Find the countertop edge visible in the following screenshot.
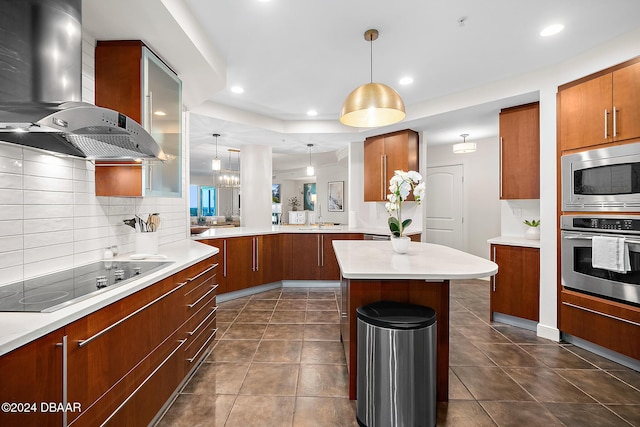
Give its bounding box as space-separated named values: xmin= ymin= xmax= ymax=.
xmin=191 ymin=225 xmax=421 ymax=239
xmin=487 ymin=236 xmax=541 ymax=248
xmin=0 ymin=240 xmax=218 ymax=356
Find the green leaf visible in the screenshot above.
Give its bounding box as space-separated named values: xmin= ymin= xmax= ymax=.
xmin=388 ymin=217 xmax=400 ymax=232
xmin=402 ymin=219 xmax=412 ymax=230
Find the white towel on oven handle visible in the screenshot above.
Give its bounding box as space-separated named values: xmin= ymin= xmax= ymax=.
xmin=591 ymin=236 xmax=630 ymax=273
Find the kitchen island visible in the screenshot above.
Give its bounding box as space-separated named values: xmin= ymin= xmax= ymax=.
xmin=333 ymin=240 xmax=498 ymax=402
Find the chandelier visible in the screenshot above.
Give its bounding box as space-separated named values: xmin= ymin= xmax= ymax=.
xmin=214 ymin=149 xmax=240 ymax=188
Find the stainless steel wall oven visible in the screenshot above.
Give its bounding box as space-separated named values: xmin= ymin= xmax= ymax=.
xmin=561 ymin=215 xmax=640 ymax=306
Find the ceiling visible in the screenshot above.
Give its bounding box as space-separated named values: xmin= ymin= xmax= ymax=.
xmin=83 ymin=0 xmax=640 ymax=175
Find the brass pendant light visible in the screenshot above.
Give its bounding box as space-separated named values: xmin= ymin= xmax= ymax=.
xmin=340 ymin=29 xmax=406 ymax=128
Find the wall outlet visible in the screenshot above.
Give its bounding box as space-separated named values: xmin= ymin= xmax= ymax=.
xmin=512 ymin=207 xmax=522 ymax=217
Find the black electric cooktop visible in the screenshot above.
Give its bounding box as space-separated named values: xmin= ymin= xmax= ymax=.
xmin=0 ymin=260 xmax=172 ymax=313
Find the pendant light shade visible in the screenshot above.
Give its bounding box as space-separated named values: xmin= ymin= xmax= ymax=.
xmin=453 ymin=133 xmax=476 ymax=154
xmin=212 ymin=133 xmax=221 ymax=170
xmin=306 ymin=143 xmax=315 ymax=176
xmin=340 ymin=29 xmax=405 ymax=128
xmin=340 ymin=82 xmax=406 ymax=127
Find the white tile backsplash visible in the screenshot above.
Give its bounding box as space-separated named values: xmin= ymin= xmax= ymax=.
xmin=0 ymin=236 xmax=23 ymax=253
xmin=23 ymin=160 xmax=74 ymax=180
xmin=0 ymin=205 xmax=23 ymax=221
xmin=0 ymin=220 xmax=24 ymax=236
xmin=0 ymin=172 xmax=23 ymax=189
xmin=0 ymin=189 xmax=23 ymax=204
xmin=24 ymin=230 xmax=75 ymax=249
xmin=24 ymin=190 xmax=75 ymax=205
xmin=23 ymin=204 xmax=74 ymax=220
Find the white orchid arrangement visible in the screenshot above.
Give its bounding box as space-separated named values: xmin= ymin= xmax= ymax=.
xmin=385 ymin=170 xmax=425 ymax=237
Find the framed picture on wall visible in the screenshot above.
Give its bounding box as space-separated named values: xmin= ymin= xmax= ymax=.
xmin=272 ymin=184 xmax=281 ymax=203
xmin=328 ymin=181 xmax=344 ymax=212
xmin=303 ymin=183 xmax=316 ymax=211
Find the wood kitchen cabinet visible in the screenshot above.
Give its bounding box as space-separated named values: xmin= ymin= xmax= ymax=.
xmin=201 ymin=235 xmax=281 ymax=293
xmin=0 ymin=328 xmax=65 ymax=427
xmin=95 ymin=40 xmax=182 ymax=197
xmin=559 ymin=58 xmax=640 ymax=152
xmin=364 ymin=129 xmax=419 ymax=202
xmin=560 ymin=289 xmax=640 ymax=361
xmin=283 ymin=233 xmax=361 ymax=280
xmin=490 ymin=244 xmax=540 ymax=322
xmin=499 ymin=102 xmax=540 ymax=200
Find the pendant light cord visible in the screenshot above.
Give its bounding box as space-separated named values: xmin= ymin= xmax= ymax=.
xmin=369 ymin=34 xmax=373 ymax=83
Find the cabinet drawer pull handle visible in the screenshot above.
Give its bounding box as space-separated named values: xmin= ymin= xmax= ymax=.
xmin=100 ymin=338 xmax=187 ymax=427
xmin=78 ymin=282 xmax=187 ymax=347
xmin=492 ymin=246 xmax=497 ymax=292
xmin=187 ymin=285 xmax=218 ymax=309
xmin=613 ymin=107 xmax=618 ymax=137
xmin=188 ymin=263 xmax=218 ymax=282
xmin=56 ymin=336 xmax=69 ymax=427
xmin=223 ymin=240 xmax=227 ymax=277
xmin=187 ymin=306 xmax=218 ymax=335
xmin=499 ymin=137 xmax=503 ymax=198
xmin=562 ymin=302 xmax=640 ymax=327
xmin=604 ymin=109 xmax=609 ymax=139
xmin=187 ymin=328 xmax=218 ymax=363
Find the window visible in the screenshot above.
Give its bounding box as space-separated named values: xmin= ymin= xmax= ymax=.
xmin=201 ymin=186 xmax=216 ymax=216
xmin=189 ymin=185 xmax=198 ymax=216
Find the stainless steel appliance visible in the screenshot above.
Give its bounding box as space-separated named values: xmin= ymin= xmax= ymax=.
xmin=561 ymin=142 xmax=640 ymax=211
xmin=0 ymin=260 xmax=172 ymax=312
xmin=561 ymin=215 xmax=640 ymax=305
xmin=0 ymin=0 xmax=166 ymax=160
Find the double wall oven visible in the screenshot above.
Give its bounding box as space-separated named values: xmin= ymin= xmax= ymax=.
xmin=561 ymin=142 xmax=640 ymax=307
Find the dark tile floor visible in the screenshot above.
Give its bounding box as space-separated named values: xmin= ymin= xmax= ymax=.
xmin=157 ymin=280 xmax=640 ymax=427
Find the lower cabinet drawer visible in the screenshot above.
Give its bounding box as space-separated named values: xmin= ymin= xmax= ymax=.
xmin=101 ymin=330 xmax=187 ymax=427
xmin=70 ymin=329 xmax=186 ymax=426
xmin=184 ymin=313 xmax=217 ymax=370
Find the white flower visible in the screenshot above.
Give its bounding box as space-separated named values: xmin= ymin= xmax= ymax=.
xmin=398 ymin=181 xmax=411 ymax=199
xmin=407 ymin=171 xmax=422 ymax=183
xmin=387 ymin=193 xmax=397 ymax=203
xmin=414 ymin=182 xmax=426 ymax=202
xmin=385 ymin=202 xmax=397 ymax=212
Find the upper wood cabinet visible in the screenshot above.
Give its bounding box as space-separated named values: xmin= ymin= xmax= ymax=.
xmin=364 ymin=129 xmax=419 ymax=202
xmin=499 ymin=102 xmax=540 ymax=200
xmin=94 ymin=40 xmax=182 ymax=197
xmin=559 ymin=58 xmax=640 ymax=152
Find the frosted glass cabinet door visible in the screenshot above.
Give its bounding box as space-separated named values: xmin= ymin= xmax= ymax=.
xmin=142 ymin=47 xmax=182 ymax=197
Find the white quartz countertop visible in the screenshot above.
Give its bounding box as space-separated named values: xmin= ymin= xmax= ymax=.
xmin=0 ymin=239 xmax=217 ymax=356
xmin=487 ymin=236 xmax=541 ymax=248
xmin=333 ymin=240 xmax=498 ymax=280
xmin=191 ymin=225 xmax=420 ymax=239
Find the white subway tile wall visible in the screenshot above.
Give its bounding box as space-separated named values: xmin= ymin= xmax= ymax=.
xmin=0 ymin=32 xmax=189 ymax=285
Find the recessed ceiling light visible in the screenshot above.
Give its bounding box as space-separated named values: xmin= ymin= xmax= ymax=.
xmin=399 ymin=76 xmax=414 ymax=85
xmin=230 ymin=86 xmax=244 ymax=94
xmin=540 ymin=24 xmax=564 ymax=37
xmin=153 ymin=110 xmax=166 ymax=116
xmin=307 ymin=110 xmax=318 ymax=117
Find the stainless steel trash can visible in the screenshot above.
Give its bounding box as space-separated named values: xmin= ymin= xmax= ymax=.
xmin=356 ymin=301 xmax=437 ymax=427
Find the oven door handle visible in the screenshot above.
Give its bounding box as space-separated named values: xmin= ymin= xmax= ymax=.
xmin=563 ymin=235 xmax=640 ymax=245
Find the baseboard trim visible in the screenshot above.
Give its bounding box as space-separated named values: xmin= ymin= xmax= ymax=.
xmin=562 ymin=333 xmax=640 ymax=372
xmin=492 ymin=312 xmax=537 ymax=332
xmin=537 ymin=323 xmax=561 ymax=342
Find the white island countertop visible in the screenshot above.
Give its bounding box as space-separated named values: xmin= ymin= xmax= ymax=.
xmin=333 ymin=240 xmax=498 ymax=280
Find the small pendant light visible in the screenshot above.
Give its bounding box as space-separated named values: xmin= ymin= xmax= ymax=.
xmin=212 ymin=133 xmax=221 ymax=170
xmin=306 ymin=143 xmax=315 ymax=176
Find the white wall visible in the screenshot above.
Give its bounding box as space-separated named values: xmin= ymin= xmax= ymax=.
xmin=426 ymin=137 xmax=501 ymax=259
xmin=240 ymin=145 xmax=272 ymax=227
xmin=0 ymin=32 xmax=189 ymax=286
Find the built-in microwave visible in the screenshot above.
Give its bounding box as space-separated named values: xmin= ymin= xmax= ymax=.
xmin=562 ymin=142 xmax=640 ymax=212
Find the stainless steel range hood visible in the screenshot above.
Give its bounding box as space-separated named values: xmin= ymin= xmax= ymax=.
xmin=0 ymin=0 xmax=166 ymax=160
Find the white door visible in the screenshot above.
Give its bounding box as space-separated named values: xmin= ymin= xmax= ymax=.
xmin=425 ymin=165 xmax=464 ymax=250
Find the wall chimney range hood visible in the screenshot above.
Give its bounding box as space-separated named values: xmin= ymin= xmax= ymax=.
xmin=0 ymin=0 xmax=166 ymax=160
